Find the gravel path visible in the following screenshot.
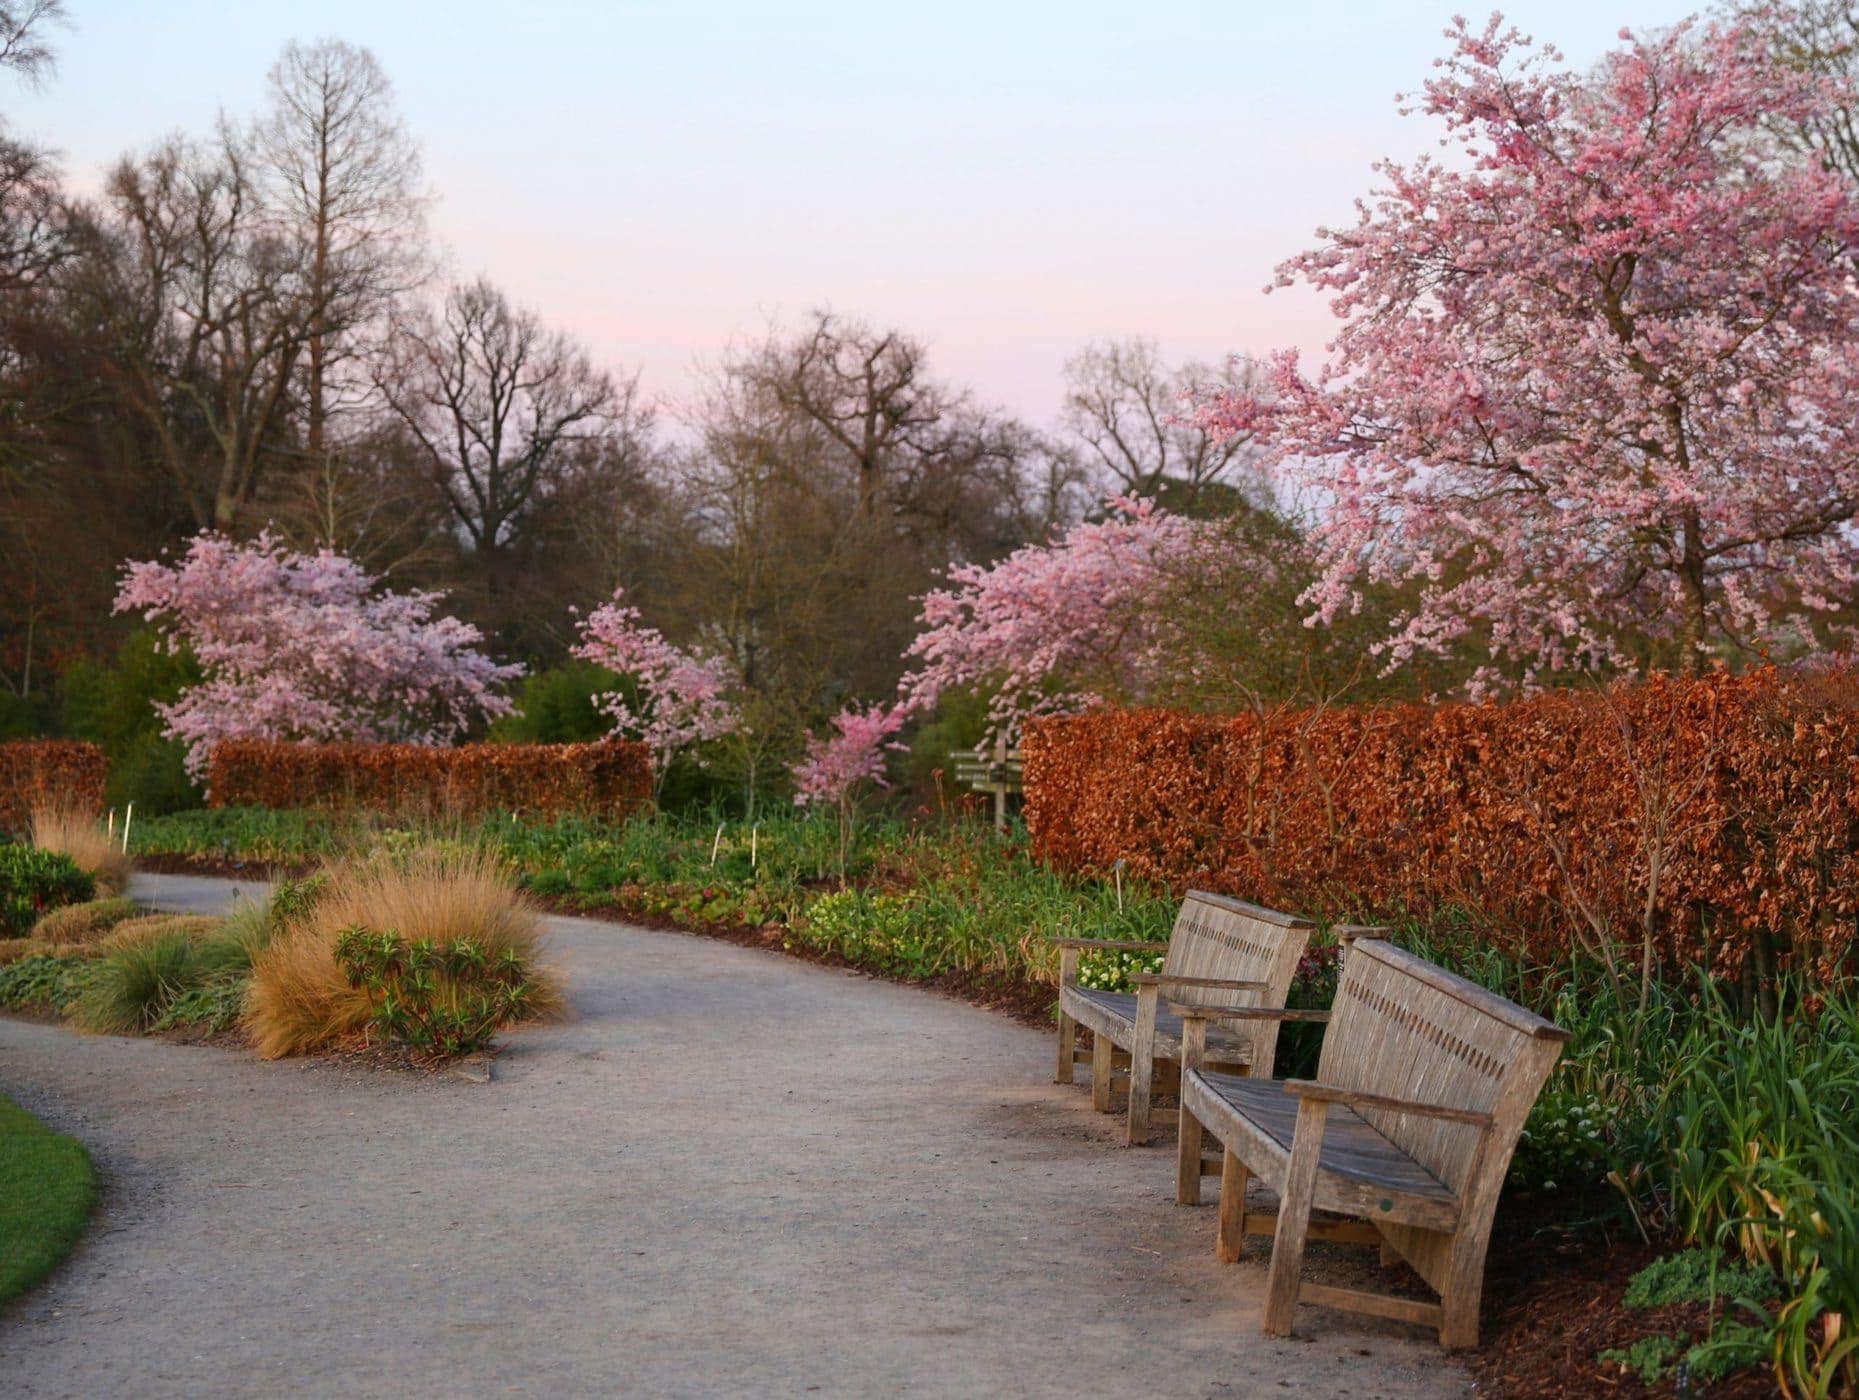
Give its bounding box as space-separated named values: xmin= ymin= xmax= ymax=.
xmin=0 ymin=873 xmax=1469 ymax=1398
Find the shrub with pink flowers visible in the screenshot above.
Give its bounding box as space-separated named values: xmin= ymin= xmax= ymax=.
xmin=792 ymin=702 xmax=908 ymax=875
xmin=115 ymin=533 xmax=521 ymax=781
xmin=572 ymin=587 xmax=739 ymax=787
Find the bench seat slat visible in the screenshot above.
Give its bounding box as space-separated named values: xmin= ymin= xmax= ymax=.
xmin=1183 ymin=1070 xmax=1461 ymax=1232
xmin=1062 ymin=986 xmax=1258 ymax=1066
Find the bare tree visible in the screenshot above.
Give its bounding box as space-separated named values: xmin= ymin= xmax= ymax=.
xmin=1059 ymin=336 xmax=1269 ymax=512
xmin=83 ymin=130 xmax=313 ymax=529
xmin=0 ymin=0 xmax=66 ymax=86
xmin=376 ymin=276 xmax=619 ymax=554
xmin=257 ymin=37 xmax=427 ymax=479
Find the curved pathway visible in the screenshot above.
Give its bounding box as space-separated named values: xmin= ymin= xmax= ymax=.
xmin=0 ymin=874 xmax=1468 ymax=1398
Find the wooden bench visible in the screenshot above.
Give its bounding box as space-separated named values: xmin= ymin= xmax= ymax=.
xmin=1051 ymin=892 xmax=1315 ymax=1146
xmin=1172 ymin=937 xmax=1570 ymax=1348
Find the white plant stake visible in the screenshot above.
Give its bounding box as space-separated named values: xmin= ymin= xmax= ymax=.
xmin=121 ymin=802 xmax=134 ymax=855
xmin=1113 ymin=858 xmax=1126 ymax=914
xmin=107 ymin=809 xmax=115 ymax=839
xmin=751 ymin=824 xmax=759 ymax=868
xmin=711 ymin=822 xmax=725 ymax=865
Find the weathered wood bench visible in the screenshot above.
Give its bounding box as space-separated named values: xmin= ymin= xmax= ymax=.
xmin=1051 ymin=892 xmax=1315 ymax=1146
xmin=1172 ymin=937 xmax=1570 ymax=1348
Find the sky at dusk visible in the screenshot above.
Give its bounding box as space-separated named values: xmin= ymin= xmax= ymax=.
xmin=10 ymin=1 xmax=1703 ymax=423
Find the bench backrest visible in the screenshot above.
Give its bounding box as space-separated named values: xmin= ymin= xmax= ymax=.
xmin=1162 ymin=892 xmax=1312 ymax=1016
xmin=1318 ymin=939 xmax=1569 ymax=1203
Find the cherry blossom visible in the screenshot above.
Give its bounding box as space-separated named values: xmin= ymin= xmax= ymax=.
xmin=572 ymin=586 xmax=738 ymax=780
xmin=1197 ymin=15 xmax=1859 ymax=690
xmin=791 ymin=702 xmax=909 ymax=807
xmin=899 ymin=496 xmax=1216 ymax=739
xmin=116 ymin=532 xmax=520 ymax=779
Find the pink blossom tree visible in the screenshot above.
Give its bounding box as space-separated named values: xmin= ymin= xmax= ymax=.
xmin=572 ymin=586 xmax=738 ymax=788
xmin=898 ymin=496 xmax=1217 ymax=740
xmin=791 ymin=701 xmax=908 ymax=875
xmin=1197 ymin=15 xmax=1859 ymax=689
xmin=116 ymin=532 xmax=521 ymax=779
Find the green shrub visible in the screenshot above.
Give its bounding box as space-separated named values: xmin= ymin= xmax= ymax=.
xmin=0 ymin=846 xmax=93 ymax=937
xmin=58 ymin=628 xmax=201 ymax=815
xmin=488 ymin=661 xmax=625 ymax=744
xmin=334 ymin=925 xmax=534 ymax=1059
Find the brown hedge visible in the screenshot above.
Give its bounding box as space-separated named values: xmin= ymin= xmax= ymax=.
xmin=0 ymin=740 xmax=109 ymax=835
xmin=208 ymin=739 xmax=653 ymax=821
xmin=1023 ymin=669 xmax=1859 ymax=983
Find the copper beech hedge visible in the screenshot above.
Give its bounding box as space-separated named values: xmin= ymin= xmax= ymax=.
xmin=0 ymin=740 xmax=109 ymax=835
xmin=1023 ymin=669 xmax=1859 ymax=983
xmin=208 ymin=739 xmax=653 ymax=821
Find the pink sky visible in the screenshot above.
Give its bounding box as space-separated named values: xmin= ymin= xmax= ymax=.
xmin=15 ymin=1 xmax=1704 ymax=423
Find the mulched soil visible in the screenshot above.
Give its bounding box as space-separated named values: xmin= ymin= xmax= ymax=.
xmin=1469 ymin=1199 xmax=1782 ymax=1398
xmin=127 ymin=854 xmax=1781 ymax=1397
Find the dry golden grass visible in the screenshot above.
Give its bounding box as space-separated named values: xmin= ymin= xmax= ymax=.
xmin=29 ymin=804 xmax=131 ymax=897
xmin=100 ymin=914 xmax=223 ymax=954
xmin=0 ymin=937 xmax=55 ymax=966
xmin=30 ymin=898 xmax=141 ymax=947
xmin=243 ymin=844 xmax=562 ymax=1060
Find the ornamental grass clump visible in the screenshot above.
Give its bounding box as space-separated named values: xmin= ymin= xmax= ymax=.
xmin=29 ymin=803 xmax=130 ymax=897
xmin=29 ymin=897 xmax=139 ymax=946
xmin=243 ymin=845 xmax=560 ymax=1059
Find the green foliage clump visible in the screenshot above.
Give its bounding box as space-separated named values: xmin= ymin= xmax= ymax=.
xmin=1074 ymin=944 xmax=1164 ymax=992
xmin=1597 ymin=1333 xmax=1681 ymax=1385
xmin=0 ymin=846 xmax=93 ymax=937
xmin=487 ymin=661 xmax=624 ymax=744
xmin=0 ymin=953 xmax=94 ymax=1012
xmin=334 ymin=925 xmax=534 ymax=1059
xmin=58 ymin=628 xmax=202 ymax=815
xmin=1622 ymin=1248 xmax=1781 ymax=1309
xmin=0 ymin=1093 xmax=97 ymax=1303
xmin=795 ymin=891 xmax=938 ymax=976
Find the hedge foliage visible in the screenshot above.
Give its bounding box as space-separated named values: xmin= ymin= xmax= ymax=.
xmin=207 ymin=739 xmax=653 ymax=821
xmin=1023 ymin=669 xmax=1859 ymax=984
xmin=0 ymin=741 xmax=108 ymax=836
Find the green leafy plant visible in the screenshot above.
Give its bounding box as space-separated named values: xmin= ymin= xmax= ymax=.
xmin=1598 ymin=1333 xmax=1681 ymax=1385
xmin=0 ymin=952 xmax=94 ymax=1012
xmin=334 ymin=925 xmax=534 ymax=1059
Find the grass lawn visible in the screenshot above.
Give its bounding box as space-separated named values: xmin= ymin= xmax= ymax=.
xmin=0 ymin=1092 xmax=97 ymax=1304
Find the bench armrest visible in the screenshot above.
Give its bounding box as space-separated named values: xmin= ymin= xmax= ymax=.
xmin=1283 ymin=1079 xmax=1494 ymax=1128
xmin=1130 ymin=974 xmax=1268 ymax=991
xmin=1050 ymin=937 xmax=1164 ymax=953
xmin=1168 ymin=1003 xmax=1332 ymax=1023
xmin=1331 ymin=923 xmax=1390 ymax=942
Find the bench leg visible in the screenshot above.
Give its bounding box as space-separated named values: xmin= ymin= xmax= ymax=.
xmin=1216 ymin=1148 xmax=1249 ymax=1263
xmin=1175 ymin=1100 xmax=1205 ymax=1205
xmin=1091 ymin=1035 xmax=1113 ymax=1113
xmin=1438 ymin=1234 xmax=1486 ymax=1349
xmin=1126 ymin=989 xmax=1158 ymax=1146
xmin=1262 ymin=1099 xmax=1328 ymax=1337
xmin=1055 ymin=1009 xmax=1076 ymax=1084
